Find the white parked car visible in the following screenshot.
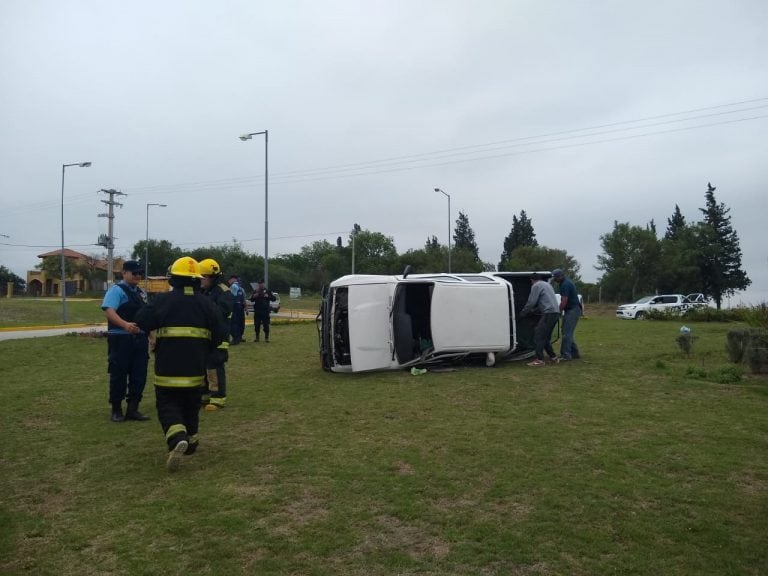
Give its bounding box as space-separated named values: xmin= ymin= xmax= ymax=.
xmin=317 ymin=270 xmax=558 ymax=373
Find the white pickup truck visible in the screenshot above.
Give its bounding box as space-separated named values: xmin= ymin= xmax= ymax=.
xmin=616 ymin=293 xmax=707 ymax=320
xmin=317 ymin=271 xmax=557 ymax=373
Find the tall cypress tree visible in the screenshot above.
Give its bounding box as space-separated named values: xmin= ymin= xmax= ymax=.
xmin=698 ymin=183 xmax=750 ymax=309
xmin=453 ymin=211 xmax=479 ymax=261
xmin=665 ymin=204 xmax=686 ymax=241
xmin=499 ymin=210 xmax=537 ymax=269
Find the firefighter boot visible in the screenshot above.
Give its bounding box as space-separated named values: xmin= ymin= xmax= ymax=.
xmin=110 ymin=401 xmax=125 ymax=423
xmin=125 ymin=400 xmax=150 ymax=421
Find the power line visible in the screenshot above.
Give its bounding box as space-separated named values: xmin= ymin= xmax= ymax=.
xmin=117 ymin=97 xmax=768 ymax=195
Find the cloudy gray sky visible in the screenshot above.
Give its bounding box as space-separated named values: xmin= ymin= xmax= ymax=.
xmin=1 ymin=0 xmax=766 ymax=304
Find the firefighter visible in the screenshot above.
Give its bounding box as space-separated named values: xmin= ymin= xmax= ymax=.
xmin=101 ymin=259 xmax=150 ymax=422
xmin=198 ymin=258 xmax=233 ymax=411
xmin=135 ymin=256 xmax=227 ymax=472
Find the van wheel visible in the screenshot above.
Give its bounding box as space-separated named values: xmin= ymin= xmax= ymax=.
xmin=635 ymin=311 xmax=646 ymax=320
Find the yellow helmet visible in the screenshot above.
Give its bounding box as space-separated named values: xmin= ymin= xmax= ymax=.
xmin=198 ymin=258 xmax=221 ymax=277
xmin=168 ymin=256 xmax=203 ymax=278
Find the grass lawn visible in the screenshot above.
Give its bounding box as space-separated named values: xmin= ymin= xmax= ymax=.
xmin=1 ymin=317 xmax=766 ymax=575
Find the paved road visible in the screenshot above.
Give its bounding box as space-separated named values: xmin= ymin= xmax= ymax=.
xmin=0 ymin=311 xmax=317 ymax=341
xmin=0 ymin=325 xmax=106 ymax=341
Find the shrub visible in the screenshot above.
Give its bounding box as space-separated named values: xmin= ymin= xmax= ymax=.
xmin=713 ymin=365 xmax=743 ymax=384
xmin=746 ymin=330 xmax=768 ymax=374
xmin=676 ymin=332 xmax=696 ymax=356
xmin=683 ymin=307 xmax=740 ymax=322
xmin=685 ymin=365 xmax=708 ymax=379
xmin=741 ymin=302 xmax=768 ymax=328
xmin=726 ymin=328 xmax=752 ymax=363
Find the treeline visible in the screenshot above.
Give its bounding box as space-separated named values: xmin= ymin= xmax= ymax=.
xmin=596 ymin=183 xmax=750 ymax=309
xmin=14 ymin=183 xmax=749 ymax=307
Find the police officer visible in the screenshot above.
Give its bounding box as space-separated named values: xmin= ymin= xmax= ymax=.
xmin=199 ymin=259 xmax=233 ymax=410
xmin=135 ymin=256 xmax=227 ymax=472
xmin=250 ymin=278 xmax=276 ymax=342
xmin=101 ymin=259 xmax=150 ymax=422
xmin=227 ymin=275 xmax=246 ymax=345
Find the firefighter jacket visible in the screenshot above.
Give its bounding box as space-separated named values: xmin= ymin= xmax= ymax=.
xmin=201 ymin=281 xmax=234 ymax=350
xmin=135 ymin=285 xmax=227 ymax=388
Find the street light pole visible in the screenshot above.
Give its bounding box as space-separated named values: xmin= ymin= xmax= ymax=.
xmin=434 ymin=188 xmax=451 ymax=273
xmin=239 ymin=130 xmax=269 ymax=287
xmin=61 ymin=161 xmax=91 ymax=324
xmin=145 ymin=203 xmax=167 ymax=290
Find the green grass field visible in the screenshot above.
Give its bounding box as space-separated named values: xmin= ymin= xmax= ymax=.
xmin=1 ymin=317 xmax=766 ymax=575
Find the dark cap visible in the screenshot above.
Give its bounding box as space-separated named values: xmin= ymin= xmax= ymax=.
xmin=228 ymin=274 xmax=239 ymax=280
xmin=123 ymin=260 xmax=143 ymax=273
xmin=552 ymin=268 xmax=565 ymax=279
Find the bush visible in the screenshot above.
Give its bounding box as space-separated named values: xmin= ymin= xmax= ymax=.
xmin=726 ymin=329 xmax=753 ymax=363
xmin=683 ymin=307 xmax=740 ymax=322
xmin=713 ymin=365 xmax=743 ymax=384
xmin=676 ymin=332 xmax=696 ymax=356
xmin=726 ymin=327 xmax=768 ymax=374
xmin=741 ymin=303 xmax=768 ymax=328
xmin=746 ymin=330 xmax=768 ymax=374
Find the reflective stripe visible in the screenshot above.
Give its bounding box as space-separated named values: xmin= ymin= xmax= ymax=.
xmin=156 ymin=326 xmax=211 ymax=339
xmin=217 ymin=341 xmax=229 ymax=350
xmin=209 ymin=396 xmax=226 ymax=407
xmin=165 ymin=424 xmax=187 ymax=441
xmin=155 ymin=375 xmax=205 ymax=387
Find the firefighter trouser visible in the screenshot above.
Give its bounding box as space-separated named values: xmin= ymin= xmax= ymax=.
xmin=204 ymin=348 xmax=228 ymax=407
xmin=155 ymin=385 xmax=202 ymax=450
xmin=107 ymin=333 xmax=149 ymax=404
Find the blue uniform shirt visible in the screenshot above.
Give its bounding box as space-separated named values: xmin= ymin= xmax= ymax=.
xmin=101 ymin=281 xmax=145 ymax=334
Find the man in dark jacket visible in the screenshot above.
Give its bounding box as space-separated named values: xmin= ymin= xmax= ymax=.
xmin=135 ymin=256 xmax=227 ymax=472
xmin=249 ymin=279 xmax=276 ymax=343
xmin=552 ymin=268 xmax=582 ymax=360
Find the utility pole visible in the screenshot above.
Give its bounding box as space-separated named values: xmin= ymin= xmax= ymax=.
xmin=97 ymin=189 xmax=126 ymax=289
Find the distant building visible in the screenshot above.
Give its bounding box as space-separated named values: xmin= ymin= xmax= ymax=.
xmin=26 ymin=249 xmax=122 ymax=296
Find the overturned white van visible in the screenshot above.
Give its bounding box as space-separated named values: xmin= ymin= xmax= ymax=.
xmin=317 ymin=271 xmax=557 ymax=373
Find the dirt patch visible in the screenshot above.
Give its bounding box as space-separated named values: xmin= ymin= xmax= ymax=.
xmin=353 ymin=515 xmax=450 ymax=561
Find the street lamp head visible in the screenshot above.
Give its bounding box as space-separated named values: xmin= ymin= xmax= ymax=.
xmin=159 ymin=204 xmax=167 ymax=208
xmin=434 ymin=188 xmax=440 ymax=192
xmin=79 ymin=162 xmax=92 ymax=168
xmin=239 ymin=134 xmax=252 ymax=141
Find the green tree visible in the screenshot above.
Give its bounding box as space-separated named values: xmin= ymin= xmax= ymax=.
xmin=596 ymin=221 xmax=660 ymax=302
xmin=697 ymin=183 xmax=751 ymax=309
xmin=657 ymin=206 xmax=702 ymax=294
xmin=353 ymin=230 xmax=399 ymax=274
xmin=503 ymin=245 xmax=581 ymax=281
xmin=453 ymin=211 xmax=479 ymax=261
xmin=0 ymin=265 xmax=25 ymax=295
xmin=664 ymin=204 xmax=687 ymax=241
xmin=36 ymin=255 xmax=68 ymax=280
xmin=499 ymin=210 xmax=537 ymax=269
xmin=398 ymin=236 xmax=446 ymax=274
xmin=131 ymin=239 xmax=183 ymax=276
